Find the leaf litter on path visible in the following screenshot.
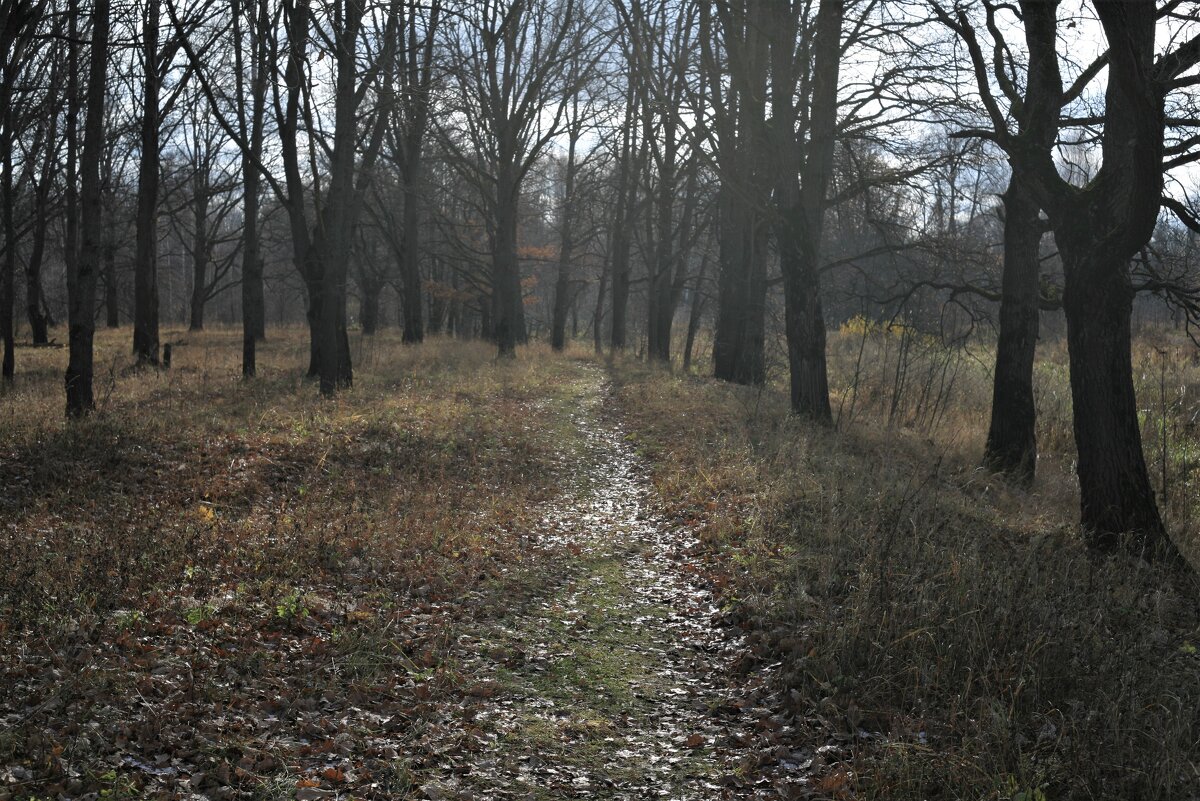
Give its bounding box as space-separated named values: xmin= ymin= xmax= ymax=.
xmin=0 ymin=363 xmax=823 ymax=801
xmin=412 ymin=368 xmax=819 ymax=800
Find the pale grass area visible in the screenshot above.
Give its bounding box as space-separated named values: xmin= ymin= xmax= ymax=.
xmin=0 ymin=327 xmax=583 ymax=634
xmin=612 ymin=329 xmax=1200 ymax=801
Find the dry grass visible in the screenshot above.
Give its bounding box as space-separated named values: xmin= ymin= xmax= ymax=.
xmin=0 ymin=327 xmax=588 ymax=800
xmin=613 ymin=327 xmax=1200 ymax=801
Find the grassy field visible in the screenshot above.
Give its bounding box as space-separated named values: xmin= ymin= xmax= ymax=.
xmin=1 ymin=325 xmax=1198 ymax=800
xmin=617 ymin=324 xmax=1200 ymax=800
xmin=0 ymin=328 xmax=595 ymax=800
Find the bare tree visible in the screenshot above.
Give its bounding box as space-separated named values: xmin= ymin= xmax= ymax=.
xmin=385 ymin=0 xmax=441 ymax=344
xmin=0 ymin=0 xmax=44 ymax=378
xmin=439 ymin=0 xmax=598 ymax=357
xmin=768 ymin=0 xmax=844 ymax=420
xmin=706 ymin=0 xmax=770 ymax=385
xmin=66 ymin=0 xmax=109 ymax=416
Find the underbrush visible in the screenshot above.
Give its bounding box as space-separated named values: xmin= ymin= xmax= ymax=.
xmin=612 ymin=349 xmax=1200 ymax=801
xmin=0 ymin=328 xmax=582 ymax=800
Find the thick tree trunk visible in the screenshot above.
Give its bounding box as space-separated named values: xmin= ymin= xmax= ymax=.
xmin=26 ymin=167 xmax=52 ymax=345
xmin=64 ymin=11 xmax=80 ymax=342
xmin=609 ymin=219 xmax=630 ymax=351
xmin=551 ymin=117 xmax=580 ymax=352
xmin=240 ymin=0 xmax=268 ymax=378
xmin=132 ymin=0 xmax=161 ymax=366
xmin=305 ymin=267 xmax=322 ymax=378
xmin=360 ymin=283 xmax=380 ymax=335
xmin=709 ymin=2 xmax=768 ymax=386
xmin=780 ymin=232 xmax=832 ymax=420
xmin=66 ymin=0 xmax=106 ymax=417
xmin=769 ymin=0 xmax=842 ymax=422
xmin=26 ymin=246 xmax=49 ymax=345
xmin=492 ymin=176 xmax=525 ymax=357
xmin=103 ymin=245 xmax=119 ymax=327
xmin=400 ymin=168 xmax=424 ymax=344
xmin=712 ymin=190 xmax=767 ymax=384
xmin=1062 ymin=246 xmax=1172 ymax=556
xmin=682 ymin=254 xmax=709 ymax=373
xmin=646 ymin=164 xmax=675 ymax=365
xmin=550 ymin=256 xmax=572 ymax=351
xmin=1 ymin=121 xmax=14 ymax=381
xmin=593 ymin=253 xmax=608 ymax=355
xmin=609 ymin=92 xmax=636 ymax=353
xmin=189 ymin=189 xmax=208 ymax=331
xmin=428 ymin=257 xmax=445 ymax=335
xmin=316 ymin=232 xmax=352 ymax=395
xmin=1013 ymin=0 xmax=1181 ymax=561
xmin=984 ymin=177 xmax=1042 ymax=484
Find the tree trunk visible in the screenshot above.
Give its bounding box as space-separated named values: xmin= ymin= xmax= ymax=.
xmin=315 ymin=230 xmax=353 ymax=395
xmin=1015 ymin=0 xmax=1180 ymax=560
xmin=593 ymin=250 xmax=608 ymax=354
xmin=103 ymin=245 xmax=119 ymax=327
xmin=984 ymin=176 xmax=1041 ymax=484
xmin=64 ymin=8 xmax=80 ymax=341
xmin=712 ymin=190 xmax=767 ymax=384
xmin=360 ymin=282 xmax=380 ymax=335
xmin=305 ymin=266 xmax=322 ymax=377
xmin=780 ymin=229 xmax=832 ymax=420
xmin=609 ymin=85 xmax=636 ymax=353
xmin=26 ymin=133 xmax=54 ymax=345
xmin=646 ymin=158 xmax=675 ymax=365
xmin=1 ymin=112 xmax=14 ymax=381
xmin=428 ymin=256 xmax=445 ymax=335
xmin=1062 ymin=245 xmax=1170 ymax=554
xmin=550 ymin=243 xmax=573 ymax=351
xmin=400 ymin=160 xmax=424 ymax=343
xmin=189 ymin=187 xmax=208 ymax=331
xmin=133 ymin=0 xmax=161 ymax=366
xmin=709 ymin=1 xmax=768 ymax=386
xmin=551 ymin=108 xmax=580 ymax=352
xmin=492 ymin=173 xmax=524 ymax=357
xmin=683 ymin=254 xmax=709 ymax=372
xmin=240 ymin=0 xmax=269 ymax=378
xmin=770 ymin=0 xmax=842 ymax=422
xmin=66 ymin=0 xmax=107 ymax=417
xmin=26 ymin=232 xmax=49 ymax=344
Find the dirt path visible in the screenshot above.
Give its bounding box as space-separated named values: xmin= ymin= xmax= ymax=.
xmin=412 ymin=367 xmax=807 ymax=800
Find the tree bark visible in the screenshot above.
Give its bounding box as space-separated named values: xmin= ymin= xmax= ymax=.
xmin=712 ymin=190 xmax=767 ymax=384
xmin=1019 ymin=0 xmax=1180 ymax=558
xmin=984 ymin=176 xmax=1042 ymax=484
xmin=103 ymin=244 xmax=119 ymax=327
xmin=360 ymin=280 xmax=380 ymax=334
xmin=1 ymin=105 xmax=14 ymax=381
xmin=399 ymin=157 xmax=424 ymax=343
xmin=550 ymin=117 xmax=580 ymax=352
xmin=710 ymin=1 xmax=768 ymax=386
xmin=66 ymin=0 xmax=107 ymax=417
xmin=239 ymin=0 xmax=268 ymax=378
xmin=1062 ymin=244 xmax=1166 ymax=552
xmin=683 ymin=254 xmax=709 ymax=372
xmin=593 ymin=250 xmax=608 ymax=354
xmin=492 ymin=170 xmax=525 ymax=357
xmin=133 ymin=0 xmax=161 ymax=366
xmin=770 ymin=0 xmax=842 ymax=421
xmin=609 ymin=82 xmax=636 ymax=353
xmin=188 ymin=181 xmax=209 ymax=331
xmin=25 ymin=110 xmax=56 ymax=345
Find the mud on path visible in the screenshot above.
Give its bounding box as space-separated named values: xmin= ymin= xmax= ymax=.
xmin=411 ymin=365 xmax=812 ymax=800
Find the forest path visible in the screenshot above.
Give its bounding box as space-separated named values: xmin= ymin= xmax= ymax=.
xmin=414 ymin=363 xmax=789 ymax=800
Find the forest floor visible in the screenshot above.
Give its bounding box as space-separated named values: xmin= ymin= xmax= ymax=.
xmin=2 ymin=330 xmax=1200 ymax=801
xmin=0 ymin=332 xmax=818 ymax=801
